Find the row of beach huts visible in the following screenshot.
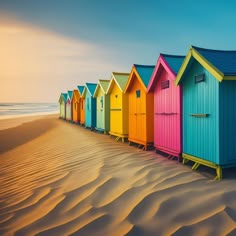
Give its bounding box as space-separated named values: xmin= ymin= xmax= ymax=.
xmin=59 ymin=45 xmax=236 ymax=180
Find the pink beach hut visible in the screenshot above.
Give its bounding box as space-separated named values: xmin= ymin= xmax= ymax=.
xmin=147 ymin=54 xmax=184 ymax=160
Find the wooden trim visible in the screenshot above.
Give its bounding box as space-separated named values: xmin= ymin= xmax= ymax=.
xmin=175 ymin=50 xmax=192 ymax=85
xmin=182 ymin=153 xmax=222 ymax=180
xmin=175 ymin=46 xmax=225 ymax=85
xmin=224 ymin=76 xmax=236 ymax=80
xmin=191 ymin=48 xmax=223 ymax=82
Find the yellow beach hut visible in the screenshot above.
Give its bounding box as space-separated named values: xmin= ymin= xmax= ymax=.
xmin=106 ymin=72 xmax=129 ymax=142
xmin=93 ymin=79 xmax=110 ymax=133
xmin=72 ymin=89 xmax=80 ymax=123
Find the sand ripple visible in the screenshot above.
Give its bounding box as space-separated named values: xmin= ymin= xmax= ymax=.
xmin=1 ymin=116 xmax=236 ymax=235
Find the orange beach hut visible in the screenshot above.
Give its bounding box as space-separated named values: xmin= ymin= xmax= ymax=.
xmin=106 ymin=72 xmax=129 ymax=142
xmin=72 ymin=89 xmax=80 ymax=123
xmin=124 ymin=64 xmax=155 ymax=150
xmin=78 ymin=86 xmax=85 ymax=125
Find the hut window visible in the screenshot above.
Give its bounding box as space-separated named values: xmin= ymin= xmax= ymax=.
xmin=161 ymin=80 xmax=169 ymax=89
xmin=195 ymin=73 xmax=205 ymax=83
xmin=74 ymin=103 xmax=77 ymax=110
xmin=100 ymin=96 xmax=104 ymax=109
xmin=115 ymin=94 xmax=118 ymax=98
xmin=136 ymin=90 xmax=141 ymax=98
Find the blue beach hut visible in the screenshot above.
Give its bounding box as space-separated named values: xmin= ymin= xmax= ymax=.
xmin=175 ymin=46 xmax=236 ymax=179
xmin=82 ymin=83 xmax=97 ymax=129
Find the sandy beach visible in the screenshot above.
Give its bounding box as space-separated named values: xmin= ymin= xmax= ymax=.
xmin=1 ymin=115 xmax=236 ymax=236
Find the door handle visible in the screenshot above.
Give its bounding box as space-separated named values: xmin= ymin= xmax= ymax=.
xmin=190 ymin=114 xmax=209 ymax=117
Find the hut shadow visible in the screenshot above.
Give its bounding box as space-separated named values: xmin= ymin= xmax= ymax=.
xmin=0 ymin=118 xmax=57 ymax=154
xmin=183 ymin=160 xmax=236 ymax=180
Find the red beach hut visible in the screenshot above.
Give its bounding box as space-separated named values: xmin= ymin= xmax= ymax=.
xmin=147 ymin=54 xmax=184 ymax=160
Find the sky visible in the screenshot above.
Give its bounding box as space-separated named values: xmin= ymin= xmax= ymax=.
xmin=1 ymin=0 xmax=236 ymax=102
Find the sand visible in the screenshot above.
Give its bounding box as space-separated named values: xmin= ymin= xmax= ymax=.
xmin=1 ymin=115 xmax=236 ymax=236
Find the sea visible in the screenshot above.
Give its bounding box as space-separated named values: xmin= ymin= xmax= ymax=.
xmin=0 ymin=103 xmax=59 ymax=119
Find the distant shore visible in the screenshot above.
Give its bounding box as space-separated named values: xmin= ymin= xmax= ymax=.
xmin=0 ymin=112 xmax=59 ymax=130
xmin=1 ymin=115 xmax=236 ymax=236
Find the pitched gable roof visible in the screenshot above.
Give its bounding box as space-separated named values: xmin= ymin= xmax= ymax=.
xmin=82 ymin=83 xmax=97 ymax=97
xmin=58 ymin=93 xmax=67 ymax=103
xmin=161 ymin=54 xmax=185 ymax=74
xmin=124 ymin=64 xmax=155 ymax=93
xmin=72 ymin=89 xmax=80 ymax=102
xmin=77 ymin=86 xmax=85 ymax=96
xmin=148 ymin=54 xmax=184 ymax=92
xmin=107 ymin=72 xmax=129 ymax=93
xmin=175 ymin=46 xmax=236 ymax=85
xmin=93 ymin=79 xmax=110 ymax=97
xmin=67 ymin=91 xmax=73 ymax=101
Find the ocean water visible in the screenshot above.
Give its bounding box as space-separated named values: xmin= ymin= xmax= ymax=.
xmin=0 ymin=103 xmax=59 ymax=119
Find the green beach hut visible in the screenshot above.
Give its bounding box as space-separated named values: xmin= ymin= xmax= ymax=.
xmin=66 ymin=90 xmax=73 ymax=121
xmin=93 ymin=79 xmax=110 ymax=133
xmin=58 ymin=93 xmax=67 ymax=119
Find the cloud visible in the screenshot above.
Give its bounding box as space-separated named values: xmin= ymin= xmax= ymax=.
xmin=0 ymin=15 xmax=124 ymax=102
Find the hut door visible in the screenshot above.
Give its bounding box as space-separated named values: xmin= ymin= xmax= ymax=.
xmin=136 ymin=90 xmax=145 ymax=142
xmin=183 ymin=70 xmax=218 ymax=161
xmin=100 ymin=96 xmax=104 ymax=129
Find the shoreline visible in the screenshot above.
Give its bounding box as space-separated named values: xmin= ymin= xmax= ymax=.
xmin=0 ymin=112 xmax=59 ymax=130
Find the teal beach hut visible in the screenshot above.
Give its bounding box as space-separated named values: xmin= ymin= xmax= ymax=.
xmin=66 ymin=90 xmax=73 ymax=121
xmin=58 ymin=93 xmax=67 ymax=119
xmin=82 ymin=83 xmax=97 ymax=129
xmin=93 ymin=79 xmax=110 ymax=133
xmin=175 ymin=46 xmax=236 ymax=179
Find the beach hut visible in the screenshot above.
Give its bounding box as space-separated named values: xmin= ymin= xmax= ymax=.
xmin=175 ymin=45 xmax=236 ymax=180
xmin=93 ymin=79 xmax=110 ymax=133
xmin=106 ymin=72 xmax=129 ymax=142
xmin=147 ymin=54 xmax=185 ymax=159
xmin=82 ymin=83 xmax=97 ymax=129
xmin=78 ymin=86 xmax=85 ymax=125
xmin=58 ymin=93 xmax=67 ymax=119
xmin=66 ymin=90 xmax=73 ymax=121
xmin=124 ymin=64 xmax=155 ymax=150
xmin=72 ymin=89 xmax=80 ymax=123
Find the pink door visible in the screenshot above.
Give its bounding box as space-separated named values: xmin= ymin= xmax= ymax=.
xmin=154 ymin=70 xmax=181 ymax=156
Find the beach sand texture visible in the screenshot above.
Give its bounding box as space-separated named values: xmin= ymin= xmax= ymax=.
xmin=1 ymin=115 xmax=236 ymax=236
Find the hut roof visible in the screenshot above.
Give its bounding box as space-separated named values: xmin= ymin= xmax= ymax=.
xmin=147 ymin=54 xmax=184 ymax=92
xmin=58 ymin=93 xmax=67 ymax=103
xmin=124 ymin=65 xmax=155 ymax=93
xmin=175 ymin=46 xmax=236 ymax=84
xmin=77 ymin=86 xmax=85 ymax=96
xmin=83 ymin=83 xmax=97 ymax=97
xmin=72 ymin=89 xmax=80 ymax=102
xmin=93 ymin=80 xmax=110 ymax=97
xmin=161 ymin=54 xmax=185 ymax=74
xmin=67 ymin=91 xmax=73 ymax=101
xmin=107 ymin=72 xmax=129 ymax=93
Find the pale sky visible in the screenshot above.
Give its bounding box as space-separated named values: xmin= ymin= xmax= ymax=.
xmin=1 ymin=0 xmax=236 ymax=102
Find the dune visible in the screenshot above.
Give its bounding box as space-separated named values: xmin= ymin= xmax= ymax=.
xmin=1 ymin=115 xmax=236 ymax=235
